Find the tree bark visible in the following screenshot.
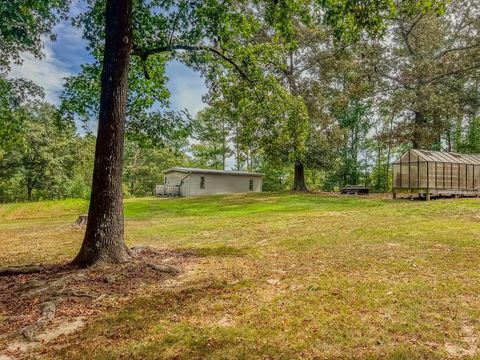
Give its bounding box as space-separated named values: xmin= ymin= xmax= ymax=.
xmin=446 ymin=126 xmax=452 ymax=152
xmin=386 ymin=114 xmax=394 ymax=191
xmin=72 ymin=0 xmax=132 ymax=267
xmin=222 ymin=119 xmax=226 ymax=170
xmin=412 ymin=111 xmax=425 ymax=149
xmin=292 ymin=160 xmax=308 ymax=192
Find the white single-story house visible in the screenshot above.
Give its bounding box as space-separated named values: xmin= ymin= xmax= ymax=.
xmin=155 ymin=167 xmax=263 ymax=197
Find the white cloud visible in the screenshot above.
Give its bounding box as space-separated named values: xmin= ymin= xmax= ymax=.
xmin=8 ymin=10 xmax=207 ymax=118
xmin=50 ymin=22 xmax=91 ymax=71
xmin=9 ymin=2 xmax=89 ymax=105
xmin=166 ymin=61 xmax=207 ymax=116
xmin=10 ymin=43 xmax=71 ymax=105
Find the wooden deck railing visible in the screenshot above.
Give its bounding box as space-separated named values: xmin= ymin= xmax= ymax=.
xmin=155 ymin=185 xmax=181 ymax=197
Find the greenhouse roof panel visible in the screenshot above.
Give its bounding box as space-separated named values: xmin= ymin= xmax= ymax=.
xmin=400 ymin=149 xmax=480 ymax=165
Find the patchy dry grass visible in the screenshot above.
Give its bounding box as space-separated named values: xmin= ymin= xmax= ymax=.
xmin=1 ymin=193 xmax=480 ymax=359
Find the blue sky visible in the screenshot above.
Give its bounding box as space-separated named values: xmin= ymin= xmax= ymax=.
xmin=11 ymin=5 xmax=208 ymax=121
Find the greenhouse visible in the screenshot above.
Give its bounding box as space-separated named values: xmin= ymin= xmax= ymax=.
xmin=393 ymin=149 xmax=480 ymax=200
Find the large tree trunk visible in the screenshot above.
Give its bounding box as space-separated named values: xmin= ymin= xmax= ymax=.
xmin=412 ymin=111 xmax=425 ymax=149
xmin=386 ymin=114 xmax=394 ymax=191
xmin=222 ymin=119 xmax=226 ymax=170
xmin=446 ymin=126 xmax=452 ymax=152
xmin=292 ymin=160 xmax=308 ymax=192
xmin=72 ymin=0 xmax=132 ymax=267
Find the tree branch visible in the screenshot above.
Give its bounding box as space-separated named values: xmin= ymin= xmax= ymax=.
xmin=432 ymin=42 xmax=480 ymax=61
xmin=405 ymin=12 xmax=425 ymax=38
xmin=168 ymin=1 xmax=189 ymax=47
xmin=397 ymin=12 xmax=424 ymax=57
xmin=399 ymin=22 xmax=415 ymax=56
xmin=374 ymin=64 xmax=414 ymax=90
xmin=132 ymin=44 xmax=253 ymax=86
xmin=427 ymin=63 xmax=480 ymax=84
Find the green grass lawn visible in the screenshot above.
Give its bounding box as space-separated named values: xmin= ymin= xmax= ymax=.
xmin=1 ymin=193 xmax=480 ymax=359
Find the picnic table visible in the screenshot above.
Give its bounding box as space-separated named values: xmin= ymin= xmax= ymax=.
xmin=340 ymin=185 xmax=370 ymax=195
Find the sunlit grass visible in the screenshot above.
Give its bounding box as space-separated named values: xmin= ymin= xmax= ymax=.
xmin=1 ymin=193 xmax=480 ymax=359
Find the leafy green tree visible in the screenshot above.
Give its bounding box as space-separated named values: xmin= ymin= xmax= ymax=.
xmin=331 ymin=99 xmax=371 ymax=186
xmin=457 ymin=116 xmax=480 ymax=154
xmin=126 ymin=110 xmax=191 ymax=150
xmin=124 ymin=139 xmax=188 ymax=196
xmin=67 ymin=134 xmax=96 ymax=200
xmin=0 ymin=76 xmax=43 ymax=157
xmin=0 ymin=0 xmax=70 ymax=203
xmin=203 ymin=4 xmax=415 ymax=192
xmin=0 ymin=102 xmax=76 ymax=201
xmin=0 ymin=0 xmax=68 ymax=71
xmin=68 ymin=0 xmax=274 ymax=266
xmin=202 ymin=62 xmax=310 ymax=180
xmin=373 ymin=0 xmax=480 ymax=149
xmin=257 ymin=159 xmax=290 ymax=191
xmin=262 ymin=88 xmax=310 ymax=190
xmin=191 ymin=107 xmax=230 ymax=169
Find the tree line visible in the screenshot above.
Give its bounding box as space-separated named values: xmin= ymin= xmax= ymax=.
xmin=0 ymin=99 xmax=190 ymax=203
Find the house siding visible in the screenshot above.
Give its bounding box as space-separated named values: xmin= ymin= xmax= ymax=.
xmin=158 ymin=168 xmax=263 ymax=197
xmin=164 ymin=171 xmax=185 ymax=186
xmin=187 ymin=173 xmax=261 ymax=196
xmin=156 ymin=171 xmax=190 ymax=196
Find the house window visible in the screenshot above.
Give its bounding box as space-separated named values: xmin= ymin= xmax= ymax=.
xmin=249 ymin=179 xmax=254 ymax=191
xmin=200 ymin=176 xmax=205 ymax=189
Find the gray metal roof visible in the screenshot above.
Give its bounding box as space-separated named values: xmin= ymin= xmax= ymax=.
xmin=163 ymin=167 xmax=264 ymax=177
xmin=403 ymin=149 xmax=480 ymax=165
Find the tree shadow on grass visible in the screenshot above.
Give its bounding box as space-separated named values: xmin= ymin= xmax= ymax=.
xmin=43 ymin=276 xmax=272 ymax=359
xmin=0 ymin=247 xmax=195 ymax=359
xmin=193 ymin=245 xmax=252 ymax=257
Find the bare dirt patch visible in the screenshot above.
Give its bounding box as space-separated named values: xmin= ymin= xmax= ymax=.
xmin=0 ymin=247 xmax=194 ymax=359
xmin=445 ymin=324 xmax=479 ymax=358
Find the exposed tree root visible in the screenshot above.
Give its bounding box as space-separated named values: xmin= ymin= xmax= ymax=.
xmin=0 ymin=246 xmax=193 ymax=358
xmin=20 ymin=272 xmax=85 ymax=297
xmin=131 ymin=245 xmax=159 ymax=255
xmin=147 ymin=263 xmax=180 ymax=275
xmin=74 ymin=214 xmax=88 ymax=227
xmin=53 ymin=289 xmax=95 ymax=298
xmin=71 ymin=243 xmax=134 ymax=268
xmin=7 ymin=271 xmax=87 ymax=342
xmin=0 ymin=265 xmax=45 ymax=277
xmin=21 ymin=300 xmax=56 ymax=341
